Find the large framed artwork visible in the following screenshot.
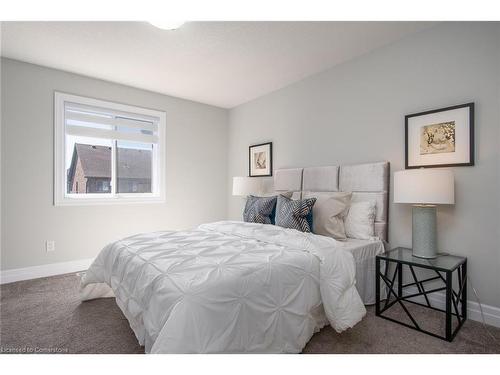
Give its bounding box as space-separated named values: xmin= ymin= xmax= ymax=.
xmin=405 ymin=103 xmax=474 ymax=169
xmin=249 ymin=142 xmax=272 ymax=177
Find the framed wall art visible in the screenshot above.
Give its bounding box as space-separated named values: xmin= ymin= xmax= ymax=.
xmin=249 ymin=142 xmax=272 ymax=177
xmin=405 ymin=103 xmax=474 ymax=169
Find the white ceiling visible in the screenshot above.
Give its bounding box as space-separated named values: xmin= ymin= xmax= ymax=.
xmin=1 ymin=22 xmax=436 ymax=108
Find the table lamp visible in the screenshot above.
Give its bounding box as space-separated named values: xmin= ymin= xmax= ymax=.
xmin=232 ymin=176 xmax=263 ymax=197
xmin=394 ymin=169 xmax=454 ymax=259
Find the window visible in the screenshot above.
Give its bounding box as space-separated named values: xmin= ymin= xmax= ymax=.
xmin=54 ymin=92 xmax=166 ymax=205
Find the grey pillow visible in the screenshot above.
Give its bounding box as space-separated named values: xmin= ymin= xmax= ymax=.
xmin=303 ymin=191 xmax=352 ymax=240
xmin=243 ymin=195 xmax=278 ymax=224
xmin=275 ymin=195 xmax=316 ymax=232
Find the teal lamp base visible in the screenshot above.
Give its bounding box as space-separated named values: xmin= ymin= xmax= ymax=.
xmin=412 ymin=205 xmax=438 ymax=259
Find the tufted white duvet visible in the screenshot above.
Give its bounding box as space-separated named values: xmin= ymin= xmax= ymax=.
xmin=80 ymin=221 xmax=366 ymax=353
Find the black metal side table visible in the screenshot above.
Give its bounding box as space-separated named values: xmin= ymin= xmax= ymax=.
xmin=376 ymin=247 xmax=467 ymax=342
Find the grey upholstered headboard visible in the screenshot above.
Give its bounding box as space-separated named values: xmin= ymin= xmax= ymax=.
xmin=273 ymin=168 xmax=303 ymax=200
xmin=269 ymin=161 xmax=390 ymax=241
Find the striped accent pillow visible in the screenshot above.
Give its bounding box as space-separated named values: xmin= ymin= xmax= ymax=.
xmin=275 ymin=195 xmax=316 ymax=232
xmin=243 ymin=195 xmax=278 ymax=224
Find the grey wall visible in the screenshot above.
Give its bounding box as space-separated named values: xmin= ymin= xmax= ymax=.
xmin=1 ymin=58 xmax=228 ymax=270
xmin=228 ymin=23 xmax=500 ymax=307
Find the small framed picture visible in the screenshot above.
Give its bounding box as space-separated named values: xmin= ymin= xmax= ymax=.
xmin=405 ymin=103 xmax=474 ymax=169
xmin=249 ymin=142 xmax=272 ymax=177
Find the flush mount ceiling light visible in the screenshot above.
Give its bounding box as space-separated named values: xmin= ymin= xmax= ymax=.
xmin=148 ymin=21 xmax=185 ymax=30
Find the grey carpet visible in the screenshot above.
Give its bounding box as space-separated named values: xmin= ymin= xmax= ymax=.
xmin=1 ymin=273 xmax=499 ymax=354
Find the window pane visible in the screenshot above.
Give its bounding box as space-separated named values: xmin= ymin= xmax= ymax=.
xmin=116 ymin=141 xmax=153 ymax=194
xmin=66 ymin=136 xmax=112 ymax=194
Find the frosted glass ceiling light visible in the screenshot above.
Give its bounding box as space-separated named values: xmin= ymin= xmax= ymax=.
xmin=149 ymin=21 xmax=185 ymax=30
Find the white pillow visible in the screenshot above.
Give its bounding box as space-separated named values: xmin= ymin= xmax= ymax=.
xmin=344 ymin=200 xmax=376 ymax=240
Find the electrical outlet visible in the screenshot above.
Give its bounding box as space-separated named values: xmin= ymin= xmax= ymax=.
xmin=45 ymin=240 xmax=55 ymax=252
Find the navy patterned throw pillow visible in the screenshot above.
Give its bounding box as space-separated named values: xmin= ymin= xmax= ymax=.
xmin=275 ymin=195 xmax=317 ymax=232
xmin=243 ymin=195 xmax=278 ymax=224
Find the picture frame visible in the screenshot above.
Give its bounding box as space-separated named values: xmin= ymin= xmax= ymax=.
xmin=249 ymin=142 xmax=273 ymax=177
xmin=405 ymin=103 xmax=474 ymax=169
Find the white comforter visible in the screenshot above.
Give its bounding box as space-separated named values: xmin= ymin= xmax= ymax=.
xmin=80 ymin=221 xmax=366 ymax=353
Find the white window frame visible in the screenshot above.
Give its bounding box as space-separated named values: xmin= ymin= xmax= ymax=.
xmin=54 ymin=92 xmax=166 ymax=206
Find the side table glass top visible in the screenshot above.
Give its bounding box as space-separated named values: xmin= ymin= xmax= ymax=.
xmin=378 ymin=247 xmax=466 ymax=272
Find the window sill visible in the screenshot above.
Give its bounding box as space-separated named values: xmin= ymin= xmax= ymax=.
xmin=54 ymin=196 xmax=166 ymax=206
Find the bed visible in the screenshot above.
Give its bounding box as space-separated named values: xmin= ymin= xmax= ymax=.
xmin=80 ymin=161 xmax=389 ymax=353
xmin=344 ymin=238 xmax=386 ymax=304
xmin=270 ymin=161 xmax=389 ymax=304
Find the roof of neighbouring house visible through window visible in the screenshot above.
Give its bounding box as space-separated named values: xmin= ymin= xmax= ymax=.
xmin=68 ymin=143 xmax=152 ymax=179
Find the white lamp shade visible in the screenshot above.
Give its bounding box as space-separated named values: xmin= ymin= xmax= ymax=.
xmin=232 ymin=177 xmax=262 ymax=196
xmin=394 ymin=169 xmax=454 ymax=205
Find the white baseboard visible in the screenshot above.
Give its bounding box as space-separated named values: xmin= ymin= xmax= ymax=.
xmin=395 ymin=285 xmax=500 ymax=328
xmin=0 ymin=258 xmax=93 ymax=284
